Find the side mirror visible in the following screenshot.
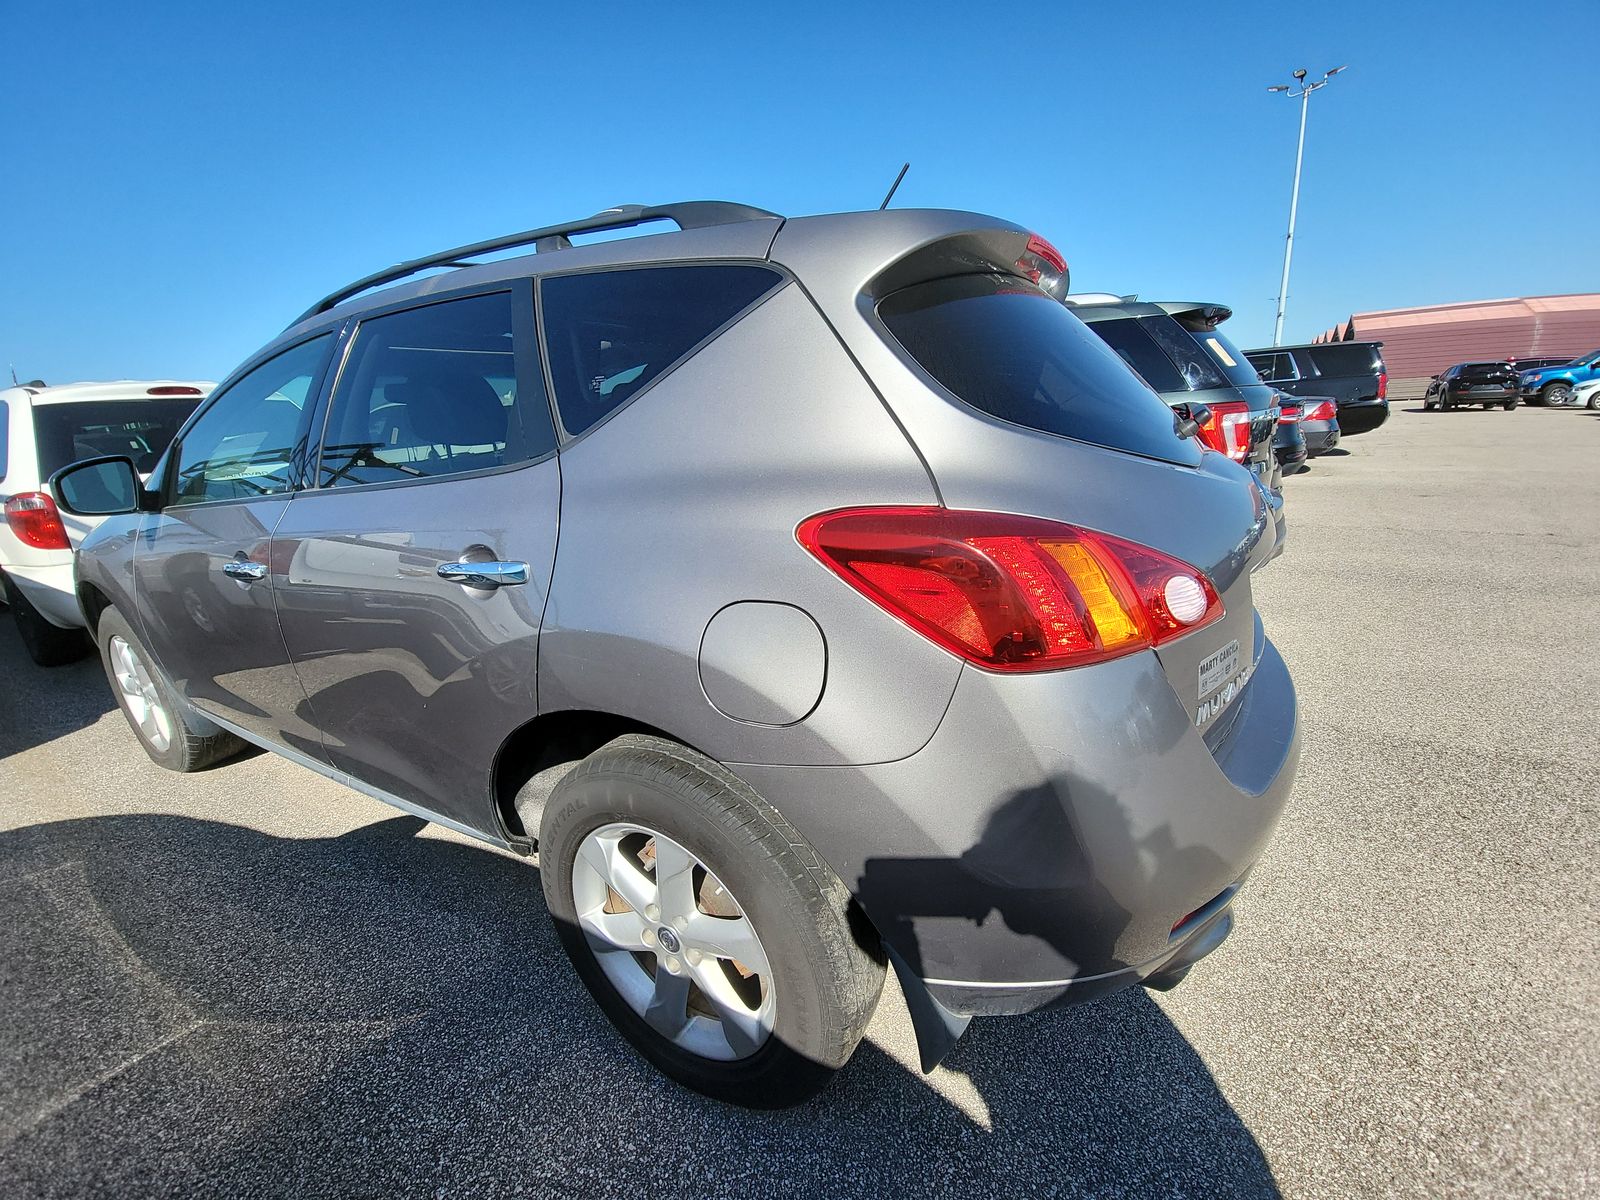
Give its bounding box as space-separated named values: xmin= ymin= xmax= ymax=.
xmin=49 ymin=456 xmax=145 ymax=516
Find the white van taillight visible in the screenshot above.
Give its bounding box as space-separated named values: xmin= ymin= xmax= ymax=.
xmin=798 ymin=507 xmax=1221 ymax=672
xmin=4 ymin=492 xmax=72 ymax=550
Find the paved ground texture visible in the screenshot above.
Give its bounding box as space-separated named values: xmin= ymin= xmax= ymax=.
xmin=1 ymin=404 xmax=1596 ymax=1198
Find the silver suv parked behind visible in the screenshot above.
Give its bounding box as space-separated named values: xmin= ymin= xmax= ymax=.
xmin=57 ymin=202 xmax=1300 ymax=1107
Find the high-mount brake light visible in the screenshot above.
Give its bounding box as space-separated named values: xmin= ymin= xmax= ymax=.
xmin=1016 ymin=234 xmax=1069 ymax=299
xmin=4 ymin=492 xmax=71 ymax=550
xmin=797 ymin=507 xmax=1222 ymax=672
xmin=1195 ymin=400 xmax=1252 ymax=461
xmin=147 ymin=385 xmax=203 ymax=396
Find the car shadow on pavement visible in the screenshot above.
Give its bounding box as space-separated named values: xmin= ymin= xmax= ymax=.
xmin=0 ymin=812 xmax=1278 ymax=1199
xmin=0 ymin=627 xmax=112 ymax=763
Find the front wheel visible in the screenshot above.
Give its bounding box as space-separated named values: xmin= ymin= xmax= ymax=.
xmin=534 ymin=734 xmax=884 ymax=1108
xmin=1588 ymin=391 xmax=1600 ymax=411
xmin=1502 ymin=399 xmax=1517 ymax=411
xmin=1541 ymin=383 xmax=1573 ymax=407
xmin=95 ymin=606 xmax=245 ymax=771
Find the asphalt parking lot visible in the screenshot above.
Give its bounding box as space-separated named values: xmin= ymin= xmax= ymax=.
xmin=1 ymin=403 xmax=1596 ymax=1199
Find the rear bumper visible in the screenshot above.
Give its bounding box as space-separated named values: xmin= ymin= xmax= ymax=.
xmin=1 ymin=560 xmax=83 ymax=628
xmin=1302 ymin=421 xmax=1340 ymax=454
xmin=1454 ymin=388 xmax=1517 ymax=402
xmin=1336 ymin=398 xmax=1389 ymax=435
xmin=734 ymin=625 xmax=1301 ymax=1017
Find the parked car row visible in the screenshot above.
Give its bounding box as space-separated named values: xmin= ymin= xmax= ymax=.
xmin=13 ymin=203 xmax=1309 ymax=1108
xmin=1419 ymin=353 xmax=1600 ymax=411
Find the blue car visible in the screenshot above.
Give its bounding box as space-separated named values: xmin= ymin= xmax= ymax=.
xmin=1519 ymin=349 xmax=1600 ymax=407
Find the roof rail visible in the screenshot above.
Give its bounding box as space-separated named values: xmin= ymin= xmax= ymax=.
xmin=291 ymin=201 xmax=782 ymax=326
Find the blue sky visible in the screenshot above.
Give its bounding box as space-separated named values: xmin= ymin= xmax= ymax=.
xmin=4 ymin=0 xmax=1596 ymax=383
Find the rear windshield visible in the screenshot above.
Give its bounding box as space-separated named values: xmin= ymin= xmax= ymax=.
xmin=32 ymin=398 xmax=201 ymax=477
xmin=1307 ymin=344 xmax=1383 ymax=377
xmin=1185 ymin=325 xmax=1263 ymax=390
xmin=878 ymin=275 xmax=1199 ymax=465
xmin=1081 ymin=314 xmax=1232 ymax=394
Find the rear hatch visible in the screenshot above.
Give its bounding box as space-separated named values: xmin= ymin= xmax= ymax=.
xmin=1456 ymin=362 xmax=1519 ymax=391
xmin=871 ymin=269 xmax=1272 ymax=742
xmin=32 ymin=394 xmax=202 ymax=545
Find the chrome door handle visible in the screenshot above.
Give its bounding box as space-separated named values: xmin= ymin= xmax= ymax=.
xmin=222 ymin=558 xmax=268 ymax=581
xmin=436 ymin=560 xmax=529 ymax=587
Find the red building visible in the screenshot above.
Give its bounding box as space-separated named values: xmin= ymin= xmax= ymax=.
xmin=1314 ymin=293 xmax=1600 ymax=399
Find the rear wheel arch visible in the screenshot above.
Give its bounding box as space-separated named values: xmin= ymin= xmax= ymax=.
xmin=77 ymin=582 xmax=113 ymax=635
xmin=492 ymin=708 xmax=699 ymax=842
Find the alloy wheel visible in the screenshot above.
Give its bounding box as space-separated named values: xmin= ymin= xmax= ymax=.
xmin=109 ymin=635 xmax=172 ymax=752
xmin=571 ymin=823 xmax=775 ymax=1061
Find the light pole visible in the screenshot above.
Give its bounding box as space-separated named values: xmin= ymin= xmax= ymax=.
xmin=1268 ymin=66 xmax=1346 ymax=346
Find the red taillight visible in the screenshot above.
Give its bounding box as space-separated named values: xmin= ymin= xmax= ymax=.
xmin=1277 ymin=405 xmax=1302 ymax=425
xmin=1306 ymin=400 xmax=1338 ymax=422
xmin=1195 ymin=400 xmax=1253 ymax=462
xmin=147 ymin=385 xmax=204 ymax=396
xmin=1016 ymin=233 xmax=1069 ymax=299
xmin=796 ymin=507 xmax=1222 ymax=672
xmin=1376 ymin=372 xmax=1388 ymax=400
xmin=4 ymin=492 xmax=72 ymax=550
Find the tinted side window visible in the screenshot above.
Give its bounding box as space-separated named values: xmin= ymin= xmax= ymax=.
xmin=1308 ymin=344 xmax=1382 ymax=376
xmin=878 ymin=275 xmax=1199 ymax=467
xmin=317 ymin=292 xmax=553 ymax=489
xmin=171 ymin=336 xmax=332 ymax=506
xmin=1247 ymin=352 xmax=1296 ymax=383
xmin=541 ymin=265 xmax=784 ymax=437
xmin=1084 ymin=317 xmax=1187 ymax=392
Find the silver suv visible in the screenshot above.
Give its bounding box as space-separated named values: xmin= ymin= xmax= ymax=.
xmin=56 ymin=202 xmax=1300 ymax=1107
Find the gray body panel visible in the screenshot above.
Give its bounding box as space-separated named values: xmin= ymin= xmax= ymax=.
xmin=70 ymin=206 xmax=1300 ymax=1040
xmin=130 ymin=498 xmax=321 ymax=754
xmin=538 ymin=282 xmax=958 ymax=767
xmin=273 ymin=461 xmax=559 ymax=828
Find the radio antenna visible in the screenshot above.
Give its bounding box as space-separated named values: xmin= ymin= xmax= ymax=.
xmin=878 ymin=162 xmax=910 ymax=210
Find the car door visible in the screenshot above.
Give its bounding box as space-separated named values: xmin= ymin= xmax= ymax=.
xmin=132 ymin=333 xmax=337 ymax=754
xmin=272 ymin=286 xmax=559 ymax=832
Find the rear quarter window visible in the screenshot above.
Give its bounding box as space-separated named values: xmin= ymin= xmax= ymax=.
xmin=541 ymin=264 xmax=785 ymax=437
xmin=878 ymin=275 xmax=1199 ymax=466
xmin=1308 ymin=344 xmax=1383 ymax=376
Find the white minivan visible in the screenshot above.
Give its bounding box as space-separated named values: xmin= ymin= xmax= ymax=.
xmin=1 ymin=380 xmax=209 ymax=664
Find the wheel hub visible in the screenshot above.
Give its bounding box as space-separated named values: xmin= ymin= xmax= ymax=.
xmin=571 ymin=823 xmax=776 ymax=1061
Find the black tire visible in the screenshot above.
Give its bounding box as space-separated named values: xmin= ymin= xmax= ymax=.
xmin=1 ymin=571 xmax=90 ymax=666
xmin=534 ymin=733 xmax=884 ymax=1108
xmin=1423 ymin=392 xmax=1436 ymax=411
xmin=1502 ymin=400 xmax=1517 ymax=411
xmin=1588 ymin=391 xmax=1600 ymax=411
xmin=95 ymin=606 xmax=244 ymax=771
xmin=1541 ymin=383 xmax=1572 ymax=408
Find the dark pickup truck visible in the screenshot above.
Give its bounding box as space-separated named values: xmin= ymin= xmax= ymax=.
xmin=1245 ymin=341 xmax=1389 ymax=435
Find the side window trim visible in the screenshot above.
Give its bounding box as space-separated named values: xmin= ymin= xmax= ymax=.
xmin=161 ymin=331 xmax=339 ymax=510
xmin=537 ymin=261 xmax=789 ymax=446
xmin=304 ymin=285 xmax=557 ymax=496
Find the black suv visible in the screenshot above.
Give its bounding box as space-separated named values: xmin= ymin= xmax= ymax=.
xmin=1424 ymin=362 xmax=1520 ymax=411
xmin=1245 ymin=341 xmax=1389 ymax=435
xmin=1067 ymin=297 xmax=1285 ymax=545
